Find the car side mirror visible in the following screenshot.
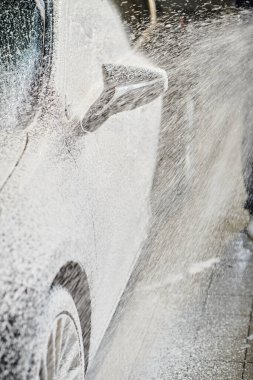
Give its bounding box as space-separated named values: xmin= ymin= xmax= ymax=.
xmin=78 ymin=64 xmax=167 ymax=134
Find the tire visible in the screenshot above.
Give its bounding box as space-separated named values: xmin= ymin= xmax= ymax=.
xmin=36 ymin=288 xmax=85 ymax=380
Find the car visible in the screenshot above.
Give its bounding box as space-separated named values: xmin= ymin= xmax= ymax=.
xmin=0 ymin=0 xmax=167 ymax=379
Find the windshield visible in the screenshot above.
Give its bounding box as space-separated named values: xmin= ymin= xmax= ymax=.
xmin=0 ymin=0 xmax=44 ymax=131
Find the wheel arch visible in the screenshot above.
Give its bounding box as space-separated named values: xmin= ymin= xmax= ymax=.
xmin=51 ymin=261 xmax=91 ymax=371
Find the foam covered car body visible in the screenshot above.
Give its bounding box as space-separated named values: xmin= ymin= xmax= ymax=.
xmin=0 ymin=0 xmax=167 ymax=378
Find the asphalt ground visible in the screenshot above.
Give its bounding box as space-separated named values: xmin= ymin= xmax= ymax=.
xmin=87 ymin=233 xmax=253 ymax=379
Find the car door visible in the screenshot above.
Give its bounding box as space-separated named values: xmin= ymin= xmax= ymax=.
xmin=54 ymin=0 xmax=166 ymax=358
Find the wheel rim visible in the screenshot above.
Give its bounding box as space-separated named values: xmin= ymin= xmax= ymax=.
xmin=39 ymin=313 xmax=84 ymax=380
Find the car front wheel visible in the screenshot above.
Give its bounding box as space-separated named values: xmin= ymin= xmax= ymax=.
xmin=38 ymin=288 xmax=85 ymax=380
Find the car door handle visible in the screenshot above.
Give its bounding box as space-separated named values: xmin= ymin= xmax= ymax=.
xmin=79 ymin=64 xmax=168 ymax=134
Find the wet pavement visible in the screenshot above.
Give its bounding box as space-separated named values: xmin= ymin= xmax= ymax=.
xmin=87 ymin=232 xmax=253 ymax=379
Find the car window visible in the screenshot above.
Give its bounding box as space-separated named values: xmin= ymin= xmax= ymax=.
xmin=0 ymin=0 xmax=44 ymax=130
